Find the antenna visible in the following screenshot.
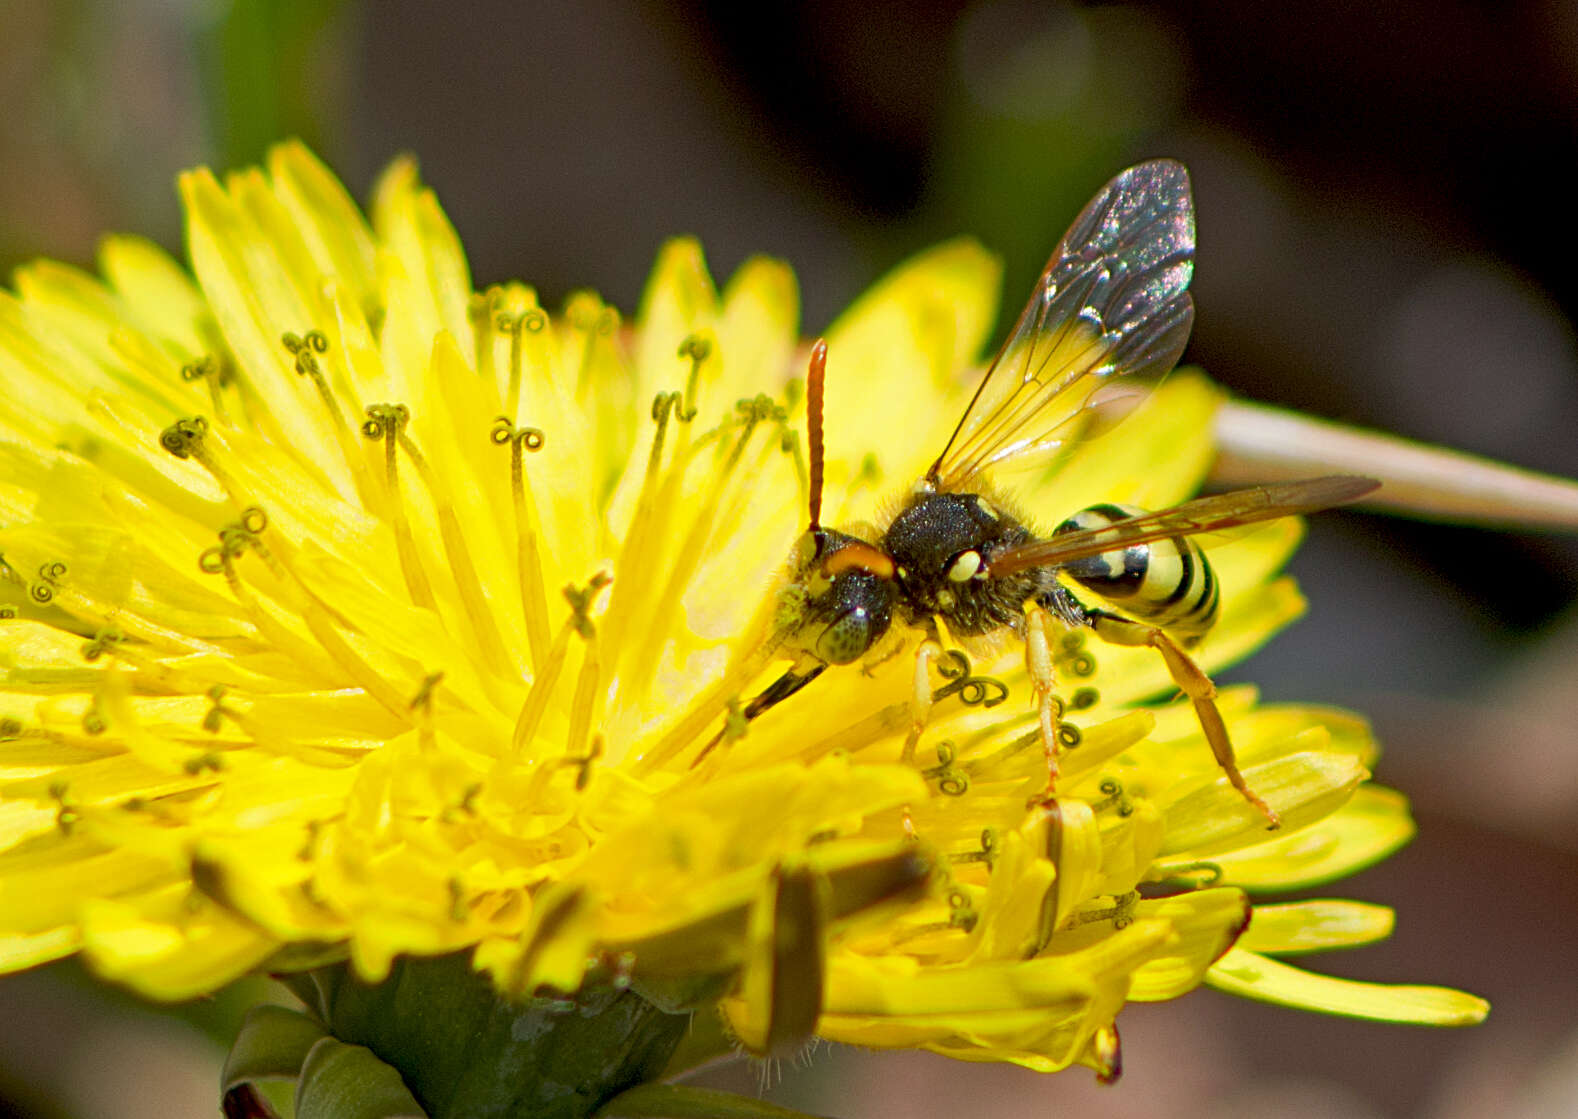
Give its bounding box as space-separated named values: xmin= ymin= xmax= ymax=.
xmin=807 ymin=339 xmax=827 ymax=531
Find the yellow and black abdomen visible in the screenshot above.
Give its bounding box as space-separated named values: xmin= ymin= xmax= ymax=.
xmin=1053 ymin=503 xmax=1220 ymax=645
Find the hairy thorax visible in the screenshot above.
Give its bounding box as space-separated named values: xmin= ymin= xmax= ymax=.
xmin=882 ymin=489 xmax=1056 ymax=637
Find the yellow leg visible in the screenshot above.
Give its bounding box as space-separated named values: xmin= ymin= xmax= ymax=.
xmin=901 ymin=640 xmax=942 ymax=764
xmin=1024 ymin=604 xmax=1062 ymax=802
xmin=1089 ymin=610 xmax=1280 ymax=829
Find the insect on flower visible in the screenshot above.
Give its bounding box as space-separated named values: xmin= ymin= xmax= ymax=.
xmin=712 ymin=160 xmax=1378 ymax=828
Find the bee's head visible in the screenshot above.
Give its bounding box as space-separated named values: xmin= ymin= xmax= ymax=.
xmin=776 ymin=526 xmax=898 ymax=666
xmin=770 ymin=336 xmax=897 ymax=670
xmin=719 ymin=338 xmax=894 ymax=737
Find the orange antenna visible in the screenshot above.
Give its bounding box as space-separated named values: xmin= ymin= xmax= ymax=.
xmin=806 ymin=338 xmax=828 ymax=531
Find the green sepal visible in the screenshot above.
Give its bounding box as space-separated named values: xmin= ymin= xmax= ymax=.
xmin=630 ymin=969 xmax=735 ymax=1015
xmin=595 ymin=1084 xmax=835 ymax=1119
xmin=656 ymin=1006 xmax=735 ymax=1080
xmin=264 ymin=939 xmax=355 ymax=975
xmin=294 ymin=951 xmax=691 ymax=1119
xmin=296 ymin=1036 xmax=428 ymax=1119
xmin=222 ymin=1003 xmax=330 ymax=1093
xmin=276 ymin=964 xmax=343 ymax=1023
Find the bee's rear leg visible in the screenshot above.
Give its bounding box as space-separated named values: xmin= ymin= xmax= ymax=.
xmin=1087 ymin=609 xmax=1281 ymax=830
xmin=1024 ymin=603 xmax=1063 ymax=803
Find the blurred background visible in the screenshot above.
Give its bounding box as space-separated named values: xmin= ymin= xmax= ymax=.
xmin=2 ymin=1 xmax=1577 ymax=1116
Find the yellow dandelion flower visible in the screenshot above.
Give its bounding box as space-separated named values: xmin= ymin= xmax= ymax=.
xmin=0 ymin=144 xmax=1483 ymax=1114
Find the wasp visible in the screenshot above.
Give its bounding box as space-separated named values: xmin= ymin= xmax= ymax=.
xmin=716 ymin=161 xmax=1377 ymax=829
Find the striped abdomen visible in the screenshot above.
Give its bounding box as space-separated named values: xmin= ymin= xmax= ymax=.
xmin=1052 ymin=503 xmax=1220 ymax=645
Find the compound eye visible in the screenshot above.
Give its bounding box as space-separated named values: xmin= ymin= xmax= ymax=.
xmin=814 ymin=607 xmax=875 ymax=665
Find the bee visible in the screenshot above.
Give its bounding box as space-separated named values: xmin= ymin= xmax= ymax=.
xmin=717 ymin=161 xmax=1377 ymax=828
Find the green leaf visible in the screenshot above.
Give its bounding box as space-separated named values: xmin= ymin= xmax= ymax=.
xmin=296 ymin=1037 xmax=428 ymax=1119
xmin=308 ymin=953 xmax=692 ymax=1119
xmin=222 ymin=1004 xmax=329 ymax=1092
xmin=596 ymin=1084 xmax=836 ymax=1119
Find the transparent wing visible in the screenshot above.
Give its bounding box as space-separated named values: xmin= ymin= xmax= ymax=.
xmin=986 ymin=477 xmax=1380 ymax=577
xmin=928 ymin=160 xmax=1196 ymax=491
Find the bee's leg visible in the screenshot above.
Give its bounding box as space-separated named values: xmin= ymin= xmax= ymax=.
xmin=1086 ymin=609 xmax=1281 ymax=829
xmin=1023 ymin=602 xmax=1063 ymax=801
xmin=897 ymin=638 xmax=950 ymax=841
xmin=902 ymin=638 xmax=944 ymax=764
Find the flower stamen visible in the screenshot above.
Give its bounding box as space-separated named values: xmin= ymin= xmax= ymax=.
xmin=158 ymin=415 xmax=251 ymax=512
xmin=29 ymin=560 xmax=66 ymax=605
xmin=181 ymin=354 xmax=232 ymax=424
xmin=202 ymin=684 xmax=236 ymax=733
xmin=80 ymin=700 xmax=106 ymax=736
xmin=50 ymin=781 xmax=79 ymax=834
xmin=511 ymin=573 xmax=610 ymax=759
xmin=1055 ymin=631 xmax=1097 ymax=678
xmin=596 ymin=394 xmax=681 ymax=668
xmin=566 ymin=636 xmax=603 ymax=769
xmin=490 ymin=417 xmax=551 ymax=669
xmin=1147 ymin=860 xmax=1224 ymax=890
xmin=282 ymin=330 xmax=370 ymax=491
xmin=183 ymin=750 xmax=224 ymax=774
xmin=196 ymin=511 xmax=352 ymax=685
xmin=411 ymin=670 xmax=444 ymax=751
xmin=930 ymin=649 xmax=1010 ymax=709
xmin=1090 ymin=777 xmax=1135 ymax=817
xmin=307 ymin=610 xmax=418 ymax=719
xmin=920 ymin=741 xmax=970 ymax=796
xmin=565 ymin=294 xmax=620 ymax=394
xmin=360 ymin=403 xmax=438 ymax=610
xmin=467 ymin=290 xmax=499 ymax=386
xmin=614 ymin=400 xmax=782 ymax=708
xmin=495 ymin=304 xmax=546 ymax=419
xmin=568 ymin=734 xmax=603 ymax=792
xmin=80 ymin=627 xmax=126 ymax=662
xmin=283 ymin=331 xmax=344 ymax=427
xmin=947 ymin=828 xmax=999 ymax=869
xmin=409 ymin=670 xmax=444 ymax=713
xmin=892 ymin=887 xmax=979 ymax=944
xmin=1076 ymin=890 xmax=1140 ymax=929
xmin=675 ymin=334 xmax=709 ymax=422
xmin=9 ymin=547 xmax=217 ymax=657
xmin=391 ymin=421 xmax=515 ymax=684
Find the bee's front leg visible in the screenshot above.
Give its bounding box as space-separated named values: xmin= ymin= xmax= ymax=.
xmin=1085 ymin=609 xmax=1281 ymax=830
xmin=901 ymin=638 xmax=944 ymax=765
xmin=1023 ymin=602 xmax=1063 ymax=802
